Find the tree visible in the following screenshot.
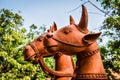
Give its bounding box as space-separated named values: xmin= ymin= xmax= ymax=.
xmin=0 ymin=9 xmax=54 ymax=80
xmin=97 ymin=0 xmax=120 ymax=79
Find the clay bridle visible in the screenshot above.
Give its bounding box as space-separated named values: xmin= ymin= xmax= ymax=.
xmin=29 ymin=43 xmax=42 ymax=58
xmin=52 ymin=24 xmax=94 ymax=47
xmin=50 ymin=24 xmax=98 ymax=58
xmin=52 ymin=36 xmax=93 ymax=47
xmin=29 ymin=38 xmax=73 ymax=77
xmin=29 ymin=36 xmax=45 ymax=58
xmin=51 ymin=24 xmax=94 ymax=48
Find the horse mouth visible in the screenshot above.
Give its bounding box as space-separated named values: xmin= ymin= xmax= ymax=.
xmin=47 ymin=45 xmax=57 ymax=49
xmin=23 ymin=50 xmax=35 ymax=61
xmin=46 ymin=45 xmax=58 ymax=53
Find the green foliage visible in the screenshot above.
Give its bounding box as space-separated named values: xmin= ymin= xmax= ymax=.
xmin=100 ymin=0 xmax=120 ymax=15
xmin=97 ymin=0 xmax=120 ymax=79
xmin=0 ymin=9 xmax=53 ymax=80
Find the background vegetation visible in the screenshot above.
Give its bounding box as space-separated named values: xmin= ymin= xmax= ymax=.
xmin=97 ymin=0 xmax=120 ymax=79
xmin=0 ymin=9 xmax=54 ymax=80
xmin=0 ymin=0 xmax=120 ymax=79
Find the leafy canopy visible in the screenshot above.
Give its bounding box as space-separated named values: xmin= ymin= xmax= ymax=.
xmin=0 ymin=9 xmax=54 ymax=80
xmin=97 ymin=0 xmax=120 ymax=79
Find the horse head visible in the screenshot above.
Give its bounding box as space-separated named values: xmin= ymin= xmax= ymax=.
xmin=43 ymin=5 xmax=107 ymax=79
xmin=23 ymin=23 xmax=74 ymax=78
xmin=23 ymin=22 xmax=57 ymax=62
xmin=43 ymin=5 xmax=101 ymax=55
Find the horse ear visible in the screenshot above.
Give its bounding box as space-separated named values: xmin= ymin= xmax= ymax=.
xmin=83 ymin=32 xmax=101 ymax=44
xmin=50 ymin=22 xmax=57 ymax=32
xmin=77 ymin=5 xmax=88 ymax=33
xmin=70 ymin=15 xmax=75 ymax=25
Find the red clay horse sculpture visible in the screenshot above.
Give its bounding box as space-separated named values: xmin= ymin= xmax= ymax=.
xmin=23 ymin=23 xmax=74 ymax=80
xmin=43 ymin=5 xmax=107 ymax=80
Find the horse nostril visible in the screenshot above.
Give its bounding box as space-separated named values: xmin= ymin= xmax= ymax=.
xmin=24 ymin=46 xmax=29 ymax=51
xmin=23 ymin=48 xmax=26 ymax=53
xmin=24 ymin=45 xmax=31 ymax=51
xmin=46 ymin=33 xmax=53 ymax=38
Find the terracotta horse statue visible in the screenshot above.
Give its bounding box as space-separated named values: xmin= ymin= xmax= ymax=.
xmin=43 ymin=5 xmax=107 ymax=80
xmin=23 ymin=23 xmax=74 ymax=80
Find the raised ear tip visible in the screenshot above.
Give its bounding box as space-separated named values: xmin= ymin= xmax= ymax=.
xmin=70 ymin=15 xmax=73 ymax=19
xmin=82 ymin=4 xmax=84 ymax=7
xmin=50 ymin=26 xmax=51 ymax=29
xmin=70 ymin=15 xmax=75 ymax=25
xmin=53 ymin=21 xmax=56 ymax=25
xmin=52 ymin=21 xmax=57 ymax=31
xmin=97 ymin=32 xmax=102 ymax=36
xmin=53 ymin=22 xmax=57 ymax=27
xmin=82 ymin=4 xmax=85 ymax=8
xmin=81 ymin=4 xmax=87 ymax=11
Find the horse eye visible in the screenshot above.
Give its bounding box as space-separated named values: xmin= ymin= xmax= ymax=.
xmin=38 ymin=38 xmax=42 ymax=42
xmin=64 ymin=30 xmax=71 ymax=34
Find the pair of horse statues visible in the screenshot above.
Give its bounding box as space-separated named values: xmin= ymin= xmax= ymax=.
xmin=23 ymin=5 xmax=107 ymax=80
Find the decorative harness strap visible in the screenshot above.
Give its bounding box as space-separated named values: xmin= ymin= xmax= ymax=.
xmin=30 ymin=43 xmax=40 ymax=55
xmin=54 ymin=52 xmax=63 ymax=59
xmin=76 ymin=73 xmax=107 ymax=79
xmin=38 ymin=56 xmax=73 ymax=77
xmin=77 ymin=48 xmax=100 ymax=59
xmin=29 ymin=43 xmax=73 ymax=77
xmin=52 ymin=37 xmax=93 ymax=47
xmin=75 ymin=48 xmax=107 ymax=79
xmin=29 ymin=43 xmax=43 ymax=58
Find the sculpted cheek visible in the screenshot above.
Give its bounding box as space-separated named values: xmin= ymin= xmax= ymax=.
xmin=43 ymin=37 xmax=59 ymax=53
xmin=43 ymin=37 xmax=57 ymax=46
xmin=23 ymin=46 xmax=36 ymax=61
xmin=47 ymin=47 xmax=58 ymax=53
xmin=58 ymin=43 xmax=86 ymax=55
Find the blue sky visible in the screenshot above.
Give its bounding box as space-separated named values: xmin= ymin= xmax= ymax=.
xmin=0 ymin=0 xmax=106 ymax=32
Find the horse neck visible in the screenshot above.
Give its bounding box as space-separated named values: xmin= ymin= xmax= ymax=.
xmin=54 ymin=52 xmax=74 ymax=71
xmin=54 ymin=52 xmax=74 ymax=80
xmin=76 ymin=42 xmax=106 ymax=74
